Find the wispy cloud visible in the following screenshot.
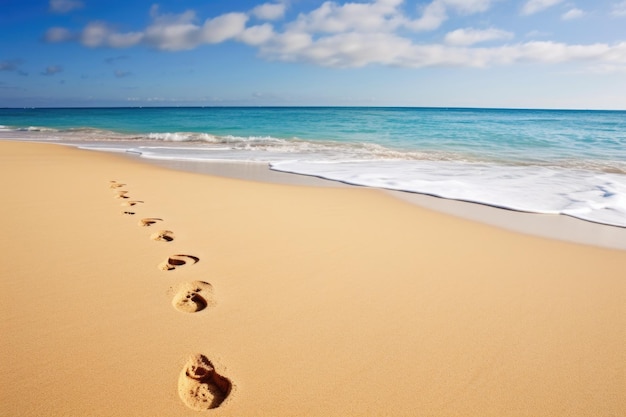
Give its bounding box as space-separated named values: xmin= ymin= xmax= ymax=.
xmin=444 ymin=28 xmax=514 ymax=46
xmin=611 ymin=1 xmax=626 ymax=17
xmin=49 ymin=0 xmax=83 ymax=14
xmin=42 ymin=65 xmax=63 ymax=76
xmin=105 ymin=55 xmax=130 ymax=64
xmin=1 ymin=60 xmax=20 ymax=72
xmin=521 ymin=0 xmax=564 ymax=16
xmin=0 ymin=59 xmax=28 ymax=75
xmin=561 ymin=8 xmax=584 ymax=20
xmin=114 ymin=70 xmax=132 ymax=78
xmin=44 ymin=27 xmax=73 ymax=42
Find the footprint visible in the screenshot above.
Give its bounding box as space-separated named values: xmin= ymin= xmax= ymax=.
xmin=139 ymin=218 xmax=162 ymax=227
xmin=158 ymin=254 xmax=199 ymax=271
xmin=121 ymin=200 xmax=143 ymax=207
xmin=109 ymin=181 xmax=126 ymax=189
xmin=122 ymin=211 xmax=135 ymax=216
xmin=178 ymin=354 xmax=231 ymax=410
xmin=151 ymin=230 xmax=174 ymax=242
xmin=171 ymin=281 xmax=214 ymax=313
xmin=114 ymin=190 xmax=129 ymax=199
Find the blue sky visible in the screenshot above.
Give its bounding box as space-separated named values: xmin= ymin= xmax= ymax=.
xmin=2 ymin=0 xmax=626 ymax=108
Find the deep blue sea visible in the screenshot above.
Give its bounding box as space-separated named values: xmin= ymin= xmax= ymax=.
xmin=2 ymin=107 xmax=626 ymax=227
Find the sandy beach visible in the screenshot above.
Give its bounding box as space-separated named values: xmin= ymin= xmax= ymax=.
xmin=1 ymin=140 xmax=625 ymax=416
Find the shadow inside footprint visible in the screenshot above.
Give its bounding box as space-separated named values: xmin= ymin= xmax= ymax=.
xmin=178 ymin=354 xmax=231 ymax=410
xmin=109 ymin=181 xmax=126 ymax=189
xmin=139 ymin=218 xmax=163 ymax=227
xmin=122 ymin=211 xmax=135 ymax=215
xmin=151 ymin=230 xmax=174 ymax=242
xmin=158 ymin=254 xmax=199 ymax=271
xmin=121 ymin=200 xmax=143 ymax=207
xmin=172 ymin=281 xmax=214 ymax=313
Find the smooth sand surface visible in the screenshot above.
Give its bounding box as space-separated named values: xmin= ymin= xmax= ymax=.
xmin=1 ymin=141 xmax=625 ymax=417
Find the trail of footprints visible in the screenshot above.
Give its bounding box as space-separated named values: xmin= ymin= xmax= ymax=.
xmin=109 ymin=180 xmax=231 ymax=410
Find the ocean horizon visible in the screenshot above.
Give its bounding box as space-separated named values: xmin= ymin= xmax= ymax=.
xmin=2 ymin=106 xmax=625 ymax=227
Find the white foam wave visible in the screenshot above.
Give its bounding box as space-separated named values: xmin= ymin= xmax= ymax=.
xmin=271 ymin=160 xmax=626 ymax=228
xmin=17 ymin=126 xmax=59 ymax=132
xmin=147 ymin=132 xmax=218 ymax=142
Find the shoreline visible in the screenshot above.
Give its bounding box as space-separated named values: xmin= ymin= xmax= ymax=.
xmin=3 ymin=135 xmax=626 ymax=250
xmin=126 ymin=152 xmax=626 ymax=251
xmin=2 ymin=140 xmax=625 ymax=416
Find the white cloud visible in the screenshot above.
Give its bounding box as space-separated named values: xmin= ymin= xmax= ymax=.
xmin=289 ymin=0 xmax=404 ymax=34
xmin=252 ymin=2 xmax=287 ymax=20
xmin=263 ymin=32 xmax=414 ymax=67
xmin=69 ymin=9 xmax=247 ymax=51
xmin=81 ymin=22 xmax=143 ymax=48
xmin=81 ymin=22 xmax=114 ymax=47
xmin=561 ymin=8 xmax=584 ymax=20
xmin=611 ymin=1 xmax=626 ymax=17
xmin=521 ymin=0 xmax=564 ymax=16
xmin=408 ymin=0 xmax=497 ymax=31
xmin=444 ymin=28 xmax=514 ymax=46
xmin=258 ymin=33 xmax=626 ymax=69
xmin=142 ymin=10 xmax=201 ymax=50
xmin=201 ymin=13 xmax=249 ymax=44
xmin=441 ymin=0 xmax=495 ymax=14
xmin=409 ymin=1 xmax=448 ymax=31
xmin=288 ymin=0 xmax=497 ymax=35
xmin=41 ymin=1 xmax=626 ymax=72
xmin=49 ymin=0 xmax=83 ymax=14
xmin=238 ymin=24 xmax=276 ymax=46
xmin=260 ymin=31 xmax=313 ymax=61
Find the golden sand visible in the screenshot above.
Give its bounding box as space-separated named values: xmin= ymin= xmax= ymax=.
xmin=1 ymin=141 xmax=624 ymax=416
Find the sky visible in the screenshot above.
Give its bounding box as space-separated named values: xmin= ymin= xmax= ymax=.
xmin=2 ymin=0 xmax=626 ymax=109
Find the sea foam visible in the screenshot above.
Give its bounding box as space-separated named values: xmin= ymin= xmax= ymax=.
xmin=271 ymin=160 xmax=626 ymax=227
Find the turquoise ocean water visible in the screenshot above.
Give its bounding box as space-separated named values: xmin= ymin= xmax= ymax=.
xmin=1 ymin=107 xmax=625 ymax=227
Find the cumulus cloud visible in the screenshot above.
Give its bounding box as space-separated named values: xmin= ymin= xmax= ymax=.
xmin=444 ymin=28 xmax=514 ymax=46
xmin=80 ymin=21 xmax=143 ymax=48
xmin=141 ymin=10 xmax=199 ymax=50
xmin=561 ymin=8 xmax=584 ymax=20
xmin=40 ymin=0 xmax=626 ymax=71
xmin=521 ymin=0 xmax=564 ymax=16
xmin=252 ymin=2 xmax=287 ymax=20
xmin=49 ymin=0 xmax=83 ymax=14
xmin=238 ymin=24 xmax=276 ymax=46
xmin=289 ymin=0 xmax=404 ymax=33
xmin=261 ymin=32 xmax=414 ymax=67
xmin=201 ymin=13 xmax=249 ymax=44
xmin=56 ymin=8 xmax=248 ymax=51
xmin=42 ymin=65 xmax=63 ymax=76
